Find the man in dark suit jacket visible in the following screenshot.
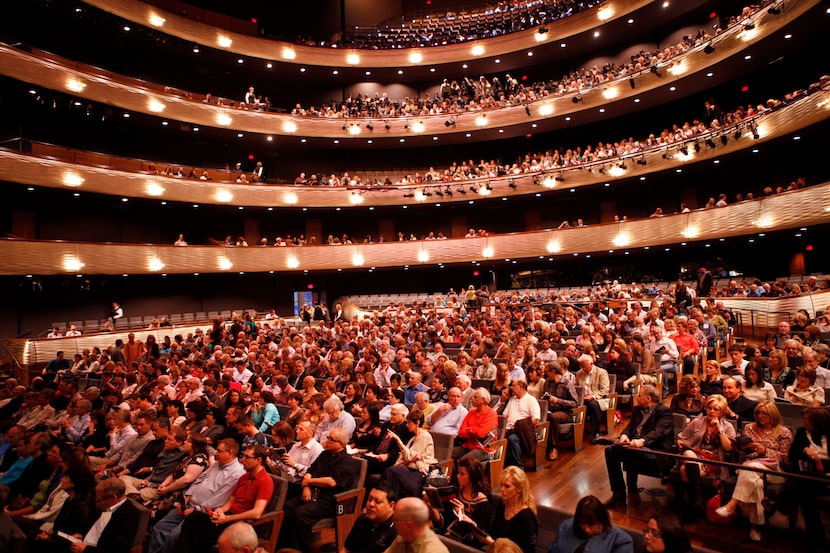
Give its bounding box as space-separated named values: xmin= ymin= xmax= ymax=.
xmin=604 ymin=385 xmax=674 ymax=507
xmin=71 ymin=478 xmax=144 ymax=553
xmin=696 ymin=267 xmax=714 ymax=298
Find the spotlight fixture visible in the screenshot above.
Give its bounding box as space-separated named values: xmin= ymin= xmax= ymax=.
xmin=598 ymin=167 xmax=605 ymax=174
xmin=679 ymin=146 xmax=689 ymax=156
xmin=525 ymin=105 xmax=531 ymax=116
xmin=537 ymin=26 xmax=549 ymax=35
xmin=750 ymin=124 xmax=760 ymax=139
xmin=508 ymin=179 xmax=517 ymax=189
xmin=768 ymin=6 xmax=780 ymax=15
xmin=703 ymin=44 xmax=715 ymax=54
xmin=555 ymin=173 xmax=565 ymax=182
xmin=385 ymin=124 xmax=390 ymax=130
xmin=650 ymin=66 xmax=661 ymax=77
xmin=444 ymin=186 xmax=453 ymax=196
xmin=721 ymin=135 xmax=729 ymax=146
xmin=469 ymin=185 xmax=479 ymax=193
xmin=404 ymin=125 xmax=409 ymax=130
xmin=366 ymin=123 xmax=373 ymax=131
xmin=629 ymin=77 xmax=635 ymax=89
xmin=734 ymin=129 xmax=742 ymax=140
xmin=422 ymin=189 xmax=432 ymax=197
xmin=403 ymin=192 xmax=415 ymax=198
xmin=444 ymin=120 xmax=456 ymax=127
xmin=636 ymin=157 xmax=647 ymax=166
xmin=694 ymin=142 xmax=701 ymax=153
xmin=342 ymin=124 xmax=347 ymax=130
xmin=456 ymin=187 xmax=466 ymax=195
xmin=572 ymin=95 xmax=582 ymax=104
xmin=434 ymin=188 xmax=443 ymax=197
xmin=744 ymin=23 xmax=755 ymax=31
xmin=617 ymin=162 xmax=627 ymax=170
xmin=705 ymin=138 xmax=717 ymax=149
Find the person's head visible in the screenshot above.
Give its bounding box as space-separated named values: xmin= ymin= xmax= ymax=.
xmin=510 ymin=379 xmax=528 ymax=398
xmin=217 ymin=522 xmax=259 ymax=553
xmin=215 ymin=438 xmax=239 ymax=464
xmin=486 ymin=539 xmax=524 ymax=553
xmin=389 ymin=403 xmax=408 ymax=425
xmin=165 ymin=426 xmax=187 ymax=451
xmin=323 ymin=396 xmax=343 ymax=421
xmin=797 ymin=365 xmax=818 ymax=386
xmin=499 ymin=466 xmax=534 ymax=512
xmin=365 ymin=485 xmax=397 ymax=524
xmin=95 ymin=477 xmax=126 ymax=511
xmin=784 ymin=339 xmax=802 ymax=358
xmin=457 ymin=456 xmax=489 ymax=495
xmin=744 ymin=363 xmax=764 ymax=387
xmin=406 ymin=408 xmax=425 ymax=433
xmin=645 ymin=515 xmax=692 ymax=553
xmin=573 ymin=495 xmax=611 ymax=539
xmin=778 ymin=321 xmax=790 ymax=335
xmin=578 ymin=354 xmax=593 ymax=372
xmin=753 ymin=400 xmax=782 ymax=429
xmin=240 ymin=445 xmax=267 ymax=473
xmin=392 ymin=497 xmax=431 ymax=543
xmin=295 ymin=421 xmax=316 ymax=443
xmin=802 ymin=349 xmax=820 ymax=370
xmin=637 ymin=385 xmax=660 ymax=408
xmin=721 ymin=377 xmax=742 ymax=401
xmin=768 ymin=349 xmax=787 ymax=371
xmin=680 ymin=375 xmax=699 ymax=396
xmin=324 ymin=427 xmax=349 ymax=452
xmin=704 ymin=394 xmax=728 ymax=419
xmin=361 ymin=403 xmax=381 ymax=427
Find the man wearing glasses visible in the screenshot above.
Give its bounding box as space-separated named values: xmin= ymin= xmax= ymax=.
xmin=173 ymin=445 xmax=274 ymax=553
xmin=148 ymin=439 xmax=245 ymax=553
xmin=278 ymin=427 xmax=361 ymax=550
xmin=68 ymin=477 xmax=142 ymax=553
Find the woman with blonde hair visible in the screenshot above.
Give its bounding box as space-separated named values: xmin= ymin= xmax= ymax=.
xmin=676 ymin=394 xmax=735 ymax=520
xmin=765 ymin=349 xmax=795 ymax=387
xmin=699 ymin=360 xmax=724 ymax=397
xmin=713 ymin=401 xmax=792 ymax=541
xmin=460 ymin=466 xmax=538 ymax=553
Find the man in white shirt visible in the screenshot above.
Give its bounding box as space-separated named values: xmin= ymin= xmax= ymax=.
xmin=315 ymin=397 xmax=356 ymax=443
xmin=429 ymin=388 xmax=468 ymax=437
xmin=648 ymin=326 xmax=679 ymax=398
xmin=71 ymin=478 xmax=142 ymax=553
xmin=275 ymin=421 xmax=323 ymax=496
xmin=536 ymin=339 xmax=558 ymax=363
xmin=503 ymin=380 xmax=541 ymax=470
xmin=803 ymin=349 xmax=830 ymax=388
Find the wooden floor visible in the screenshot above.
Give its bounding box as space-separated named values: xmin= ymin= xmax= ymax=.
xmin=526 ymin=408 xmax=819 ymax=553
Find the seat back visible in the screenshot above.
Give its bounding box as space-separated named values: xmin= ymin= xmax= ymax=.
xmin=129 ymin=499 xmax=151 ymax=553
xmin=537 ymin=399 xmax=549 ymax=424
xmin=251 ymin=475 xmax=289 ymax=551
xmin=496 ymin=415 xmax=507 ymax=440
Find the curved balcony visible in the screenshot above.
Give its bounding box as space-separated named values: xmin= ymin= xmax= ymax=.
xmin=1 ymin=0 xmax=813 ymax=144
xmin=81 ymin=0 xmax=658 ymax=66
xmin=1 ymin=180 xmax=829 ymax=276
xmin=3 ymin=82 xmax=828 ymax=208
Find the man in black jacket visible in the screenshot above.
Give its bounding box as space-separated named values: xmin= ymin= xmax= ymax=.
xmin=70 ymin=478 xmax=144 ymax=553
xmin=604 ymin=385 xmax=674 ymax=507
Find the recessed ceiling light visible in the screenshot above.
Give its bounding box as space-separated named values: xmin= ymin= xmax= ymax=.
xmin=669 ymin=86 xmax=676 ymax=91
xmin=627 ymin=18 xmax=634 ymax=23
xmin=634 ymin=98 xmax=640 ymax=103
xmin=300 ymin=67 xmax=306 ymax=72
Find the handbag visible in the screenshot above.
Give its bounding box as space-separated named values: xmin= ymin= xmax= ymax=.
xmin=705 ymin=480 xmax=737 ymax=525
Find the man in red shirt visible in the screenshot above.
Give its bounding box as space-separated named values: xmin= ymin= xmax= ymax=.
xmin=173 ymin=445 xmax=274 ymax=553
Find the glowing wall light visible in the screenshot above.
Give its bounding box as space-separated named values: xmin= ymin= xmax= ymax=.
xmin=217 ymin=35 xmax=233 ymax=48
xmin=475 ymin=115 xmax=488 ymax=127
xmin=286 ymin=254 xmax=300 ymax=269
xmin=216 ymin=113 xmax=233 ymax=126
xmin=148 ymin=257 xmax=165 ymax=272
xmin=147 ymin=98 xmax=166 ymax=113
xmin=612 ymin=232 xmax=631 ymax=247
xmin=482 ymin=245 xmax=494 ymax=258
xmin=349 ymin=192 xmax=364 ymax=205
xmin=682 ymin=226 xmax=700 ymax=239
xmin=471 ymin=45 xmax=485 ymax=56
xmin=145 ymin=182 xmax=165 ymax=196
xmin=65 ymin=78 xmax=86 ymax=93
xmin=215 ymin=190 xmax=234 ymax=203
xmin=63 ymin=255 xmax=84 ymax=272
xmin=283 ymin=192 xmax=298 ymax=205
xmin=597 ymin=6 xmax=615 ymax=20
xmin=148 ymin=13 xmax=166 ymax=27
xmin=63 ymin=171 xmax=84 ymax=187
xmin=346 ymin=53 xmax=360 ymax=65
xmin=281 ymin=47 xmax=297 ymax=60
xmin=542 ymin=176 xmax=556 ymax=188
xmin=408 ymin=51 xmax=423 ymax=63
xmin=218 ymin=256 xmax=233 ymax=270
xmin=283 ymin=121 xmax=297 ymax=133
xmin=547 ymin=240 xmax=561 ymax=253
xmin=352 ymin=252 xmax=365 ymax=266
xmin=417 ymin=250 xmax=430 ymax=263
xmin=538 ymin=104 xmax=554 ymax=116
xmin=411 ymin=121 xmax=425 ymax=133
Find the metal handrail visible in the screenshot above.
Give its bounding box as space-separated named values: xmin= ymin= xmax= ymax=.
xmin=0 ymin=339 xmax=24 ymax=380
